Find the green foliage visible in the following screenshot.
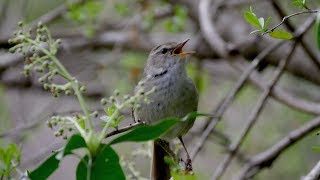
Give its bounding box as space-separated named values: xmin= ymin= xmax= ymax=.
xmin=269 ymin=30 xmax=293 ymax=40
xmin=315 ymin=13 xmax=320 ymax=50
xmin=29 ymin=134 xmax=87 ymax=179
xmin=243 ymin=7 xmax=292 ymax=40
xmin=0 ymin=144 xmax=21 ymax=177
xmin=292 ymin=0 xmax=307 ymax=9
xmin=109 ymin=118 xmax=180 ymax=145
xmin=163 ymin=5 xmax=188 ymax=33
xmin=76 ymin=145 xmax=125 ymax=180
xmin=66 ymin=0 xmax=104 ymax=37
xmin=171 ymin=171 xmax=196 ymax=180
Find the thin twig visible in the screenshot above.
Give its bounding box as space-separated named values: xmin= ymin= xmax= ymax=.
xmin=212 ymin=41 xmax=298 ymax=180
xmin=263 ymin=10 xmax=319 ymax=34
xmin=270 ymin=0 xmax=320 ymax=70
xmin=105 ymin=122 xmax=146 ymax=138
xmin=237 ymin=116 xmax=320 ymax=179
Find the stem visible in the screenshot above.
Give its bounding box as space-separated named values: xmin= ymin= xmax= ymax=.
xmin=99 ymin=109 xmax=119 ymax=141
xmin=25 ymin=37 xmax=93 ymax=131
xmin=87 ymin=152 xmax=92 ymax=180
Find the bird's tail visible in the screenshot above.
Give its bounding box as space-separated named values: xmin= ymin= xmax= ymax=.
xmin=151 ymin=139 xmax=171 ymax=180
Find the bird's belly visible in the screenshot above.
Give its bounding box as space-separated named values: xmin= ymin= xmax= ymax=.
xmin=134 ymin=77 xmax=197 ymax=139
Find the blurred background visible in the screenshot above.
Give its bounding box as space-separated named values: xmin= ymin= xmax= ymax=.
xmin=0 ymin=0 xmax=320 ymax=179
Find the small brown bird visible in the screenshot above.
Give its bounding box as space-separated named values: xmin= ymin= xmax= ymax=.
xmin=134 ymin=39 xmax=198 ymax=180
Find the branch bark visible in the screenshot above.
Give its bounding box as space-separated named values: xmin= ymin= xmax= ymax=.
xmin=238 ymin=116 xmax=320 ymax=179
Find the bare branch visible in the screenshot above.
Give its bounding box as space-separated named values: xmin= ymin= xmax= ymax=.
xmin=238 ymin=116 xmax=320 ymax=179
xmin=190 ymin=37 xmax=288 ymax=161
xmin=212 ymin=41 xmax=298 ymax=180
xmin=302 ymin=160 xmax=320 ymax=180
xmin=198 ymin=0 xmax=228 ymax=57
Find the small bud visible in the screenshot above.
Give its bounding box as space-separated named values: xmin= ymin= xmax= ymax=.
xmin=100 ymin=98 xmax=108 ymax=105
xmin=38 ymin=77 xmax=45 ymax=83
xmin=92 ymin=111 xmax=98 ymax=118
xmin=113 ymin=89 xmax=120 ymax=96
xmin=46 ymin=121 xmax=52 ymax=128
xmin=63 ymin=135 xmax=68 ymax=140
xmin=68 ymin=127 xmax=73 ymax=132
xmin=54 ymin=132 xmax=60 ymax=137
xmin=43 ymin=83 xmax=50 ymax=90
xmin=37 ymin=21 xmax=43 ymax=28
xmin=139 ymin=90 xmax=145 ymax=95
xmin=65 ymin=90 xmax=71 ymax=96
xmin=36 ymin=67 xmax=43 ymax=73
xmin=9 ymin=47 xmax=15 ymax=53
xmin=110 ymin=96 xmax=116 ymax=103
xmin=18 ymin=21 xmax=23 ymax=27
xmin=124 ymin=95 xmax=130 ymax=100
xmin=56 ymin=39 xmax=61 ymax=45
xmin=138 ymin=81 xmax=144 ymax=87
xmin=80 ymin=85 xmax=86 ymax=93
xmin=53 ymin=93 xmax=59 ymax=98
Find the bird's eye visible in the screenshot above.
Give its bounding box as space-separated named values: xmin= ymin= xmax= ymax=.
xmin=161 ymin=48 xmax=168 ymax=54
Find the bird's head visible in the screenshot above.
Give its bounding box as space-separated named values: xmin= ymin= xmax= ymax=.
xmin=144 ymin=39 xmax=194 ymax=76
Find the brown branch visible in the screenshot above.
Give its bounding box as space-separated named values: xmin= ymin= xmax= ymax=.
xmin=238 ymin=116 xmax=320 ymax=179
xmin=302 ymin=160 xmax=320 ymax=180
xmin=212 ymin=41 xmax=298 ymax=180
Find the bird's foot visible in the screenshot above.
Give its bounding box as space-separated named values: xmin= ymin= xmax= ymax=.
xmin=178 ymin=158 xmax=193 ymax=174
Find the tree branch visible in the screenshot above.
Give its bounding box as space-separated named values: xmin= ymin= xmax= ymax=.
xmin=238 ymin=116 xmax=320 ymax=179
xmin=105 ymin=121 xmax=146 ymax=138
xmin=212 ymin=41 xmax=298 ymax=180
xmin=302 ymin=160 xmax=320 ymax=180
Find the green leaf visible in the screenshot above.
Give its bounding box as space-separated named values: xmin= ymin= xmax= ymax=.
xmin=28 ymin=152 xmax=60 ymax=180
xmin=109 ymin=118 xmax=180 ymax=145
xmin=63 ymin=134 xmax=87 ymax=155
xmin=292 ymin=0 xmax=304 ymax=7
xmin=264 ymin=17 xmax=272 ymax=29
xmin=312 ymin=146 xmax=320 ymax=151
xmin=29 ymin=134 xmax=87 ymax=179
xmin=171 ymin=171 xmax=197 ymax=180
xmin=315 ymin=13 xmax=320 ymax=50
xmin=76 ymin=145 xmax=125 ymax=180
xmin=243 ymin=11 xmax=261 ymax=28
xmin=269 ymin=30 xmax=293 ymax=40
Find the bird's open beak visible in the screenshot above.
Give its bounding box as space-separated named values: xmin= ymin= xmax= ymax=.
xmin=173 ymin=39 xmax=195 ymax=57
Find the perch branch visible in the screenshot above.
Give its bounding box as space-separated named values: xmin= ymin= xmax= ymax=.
xmin=212 ymin=41 xmax=298 ymax=180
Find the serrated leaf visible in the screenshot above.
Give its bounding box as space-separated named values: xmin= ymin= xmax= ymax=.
xmin=76 ymin=145 xmax=125 ymax=180
xmin=109 ymin=118 xmax=180 ymax=145
xmin=315 ymin=13 xmax=320 ymax=50
xmin=243 ymin=11 xmax=261 ymax=28
xmin=269 ymin=30 xmax=293 ymax=40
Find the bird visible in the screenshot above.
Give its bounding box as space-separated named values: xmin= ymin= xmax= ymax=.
xmin=133 ymin=39 xmax=198 ymax=180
